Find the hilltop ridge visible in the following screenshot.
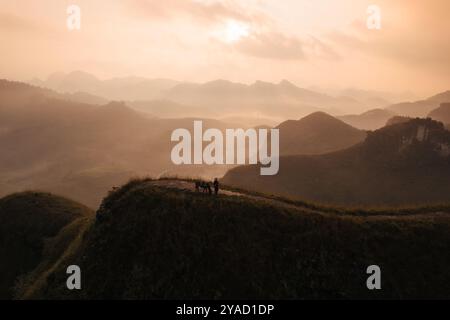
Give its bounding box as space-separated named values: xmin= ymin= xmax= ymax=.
xmin=12 ymin=178 xmax=450 ymax=300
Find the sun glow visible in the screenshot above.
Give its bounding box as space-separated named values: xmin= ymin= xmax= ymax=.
xmin=223 ymin=20 xmax=250 ymax=43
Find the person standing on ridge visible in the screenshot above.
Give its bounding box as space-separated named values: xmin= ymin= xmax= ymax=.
xmin=213 ymin=178 xmax=219 ymax=195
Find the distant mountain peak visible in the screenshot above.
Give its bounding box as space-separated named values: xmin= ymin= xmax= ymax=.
xmin=204 ymin=79 xmax=231 ymax=85
xmin=277 ymin=111 xmax=355 ymax=130
xmin=251 ymin=80 xmax=275 ymax=88
xmin=362 ymin=108 xmax=395 ymax=116
xmin=276 ymin=111 xmax=366 ymax=156
xmin=427 ymin=90 xmax=450 ymax=102
xmin=47 ymin=70 xmax=99 ymax=83
xmin=278 ymin=79 xmax=296 ymax=88
xmin=203 ymin=79 xmax=242 ymax=88
xmin=428 ymin=102 xmax=450 ymax=125
xmin=299 ymin=111 xmax=339 ymax=122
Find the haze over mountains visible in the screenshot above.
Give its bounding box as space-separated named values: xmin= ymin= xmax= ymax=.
xmin=337 ymin=109 xmax=397 ymax=131
xmin=338 ymin=91 xmax=450 ymax=130
xmin=386 ymin=91 xmax=450 ymax=118
xmin=2 ymin=77 xmax=450 ymax=208
xmin=30 ymin=71 xmax=179 ymax=102
xmin=336 ymin=92 xmax=450 ymax=130
xmin=0 ymin=80 xmax=240 ymax=207
xmin=29 ymin=71 xmax=410 ymax=121
xmin=29 ymin=71 xmax=450 ymax=130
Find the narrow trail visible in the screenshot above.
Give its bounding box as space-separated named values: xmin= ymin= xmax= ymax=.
xmin=143 ymin=179 xmax=450 ymax=218
xmin=145 ymin=180 xmax=335 ymax=215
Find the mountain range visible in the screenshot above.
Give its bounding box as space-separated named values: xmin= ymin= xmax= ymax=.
xmin=0 ymin=80 xmax=240 ymax=207
xmin=29 ymin=71 xmax=396 ymax=119
xmin=30 ymin=71 xmax=178 ymax=102
xmin=30 ymin=71 xmax=450 ymax=128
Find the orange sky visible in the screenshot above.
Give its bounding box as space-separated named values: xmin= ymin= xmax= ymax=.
xmin=0 ymin=0 xmax=449 ymax=96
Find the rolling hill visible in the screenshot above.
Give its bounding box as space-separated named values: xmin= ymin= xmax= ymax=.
xmin=428 ymin=103 xmax=450 ymax=125
xmin=223 ymin=118 xmax=450 ymax=207
xmin=0 ymin=192 xmax=92 ymax=299
xmin=428 ymin=90 xmax=450 ymax=104
xmin=277 ymin=112 xmax=367 ymax=156
xmin=11 ymin=179 xmax=450 ymax=299
xmin=338 ymin=109 xmax=397 ymax=130
xmin=386 ymin=90 xmax=450 ymax=117
xmin=385 ymin=116 xmax=413 ymax=127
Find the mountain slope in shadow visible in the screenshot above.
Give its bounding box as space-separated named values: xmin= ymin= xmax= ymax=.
xmin=0 ymin=192 xmax=92 ymax=299
xmin=13 ymin=179 xmax=450 ymax=299
xmin=429 ymin=103 xmax=450 ymax=126
xmin=224 ymin=118 xmax=450 ymax=207
xmin=277 ymin=112 xmax=367 ymax=156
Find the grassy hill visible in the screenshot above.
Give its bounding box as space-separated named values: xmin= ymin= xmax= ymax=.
xmin=277 ymin=112 xmax=367 ymax=156
xmin=13 ymin=178 xmax=450 ymax=299
xmin=224 ymin=118 xmax=450 ymax=207
xmin=0 ymin=192 xmax=93 ymax=299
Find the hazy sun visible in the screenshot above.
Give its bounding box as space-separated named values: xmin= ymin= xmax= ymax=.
xmin=223 ymin=20 xmax=250 ymax=43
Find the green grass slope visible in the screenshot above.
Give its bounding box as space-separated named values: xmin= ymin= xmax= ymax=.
xmin=21 ymin=179 xmax=450 ymax=299
xmin=0 ymin=192 xmax=93 ymax=299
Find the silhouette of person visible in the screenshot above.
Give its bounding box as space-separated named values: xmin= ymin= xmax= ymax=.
xmin=213 ymin=178 xmax=219 ymax=195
